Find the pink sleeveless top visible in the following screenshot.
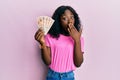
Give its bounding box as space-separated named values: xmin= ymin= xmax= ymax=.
xmin=45 ymin=34 xmax=84 ymax=72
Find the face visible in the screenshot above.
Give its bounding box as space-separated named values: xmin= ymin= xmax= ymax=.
xmin=60 ymin=9 xmax=75 ymax=32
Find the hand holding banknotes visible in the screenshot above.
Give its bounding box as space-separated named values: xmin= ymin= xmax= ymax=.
xmin=35 ymin=16 xmax=54 ymax=48
xmin=34 ymin=27 xmax=45 ymax=46
xmin=37 ymin=16 xmax=54 ymax=35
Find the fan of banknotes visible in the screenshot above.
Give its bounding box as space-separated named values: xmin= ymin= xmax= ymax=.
xmin=37 ymin=16 xmax=55 ymax=35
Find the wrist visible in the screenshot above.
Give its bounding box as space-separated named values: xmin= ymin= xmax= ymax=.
xmin=74 ymin=39 xmax=80 ymax=43
xmin=39 ymin=43 xmax=47 ymax=49
xmin=41 ymin=42 xmax=46 ymax=45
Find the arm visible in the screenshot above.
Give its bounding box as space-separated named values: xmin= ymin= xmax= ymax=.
xmin=34 ymin=29 xmax=51 ymax=65
xmin=40 ymin=43 xmax=51 ymax=65
xmin=68 ymin=23 xmax=84 ymax=67
xmin=73 ymin=39 xmax=84 ymax=67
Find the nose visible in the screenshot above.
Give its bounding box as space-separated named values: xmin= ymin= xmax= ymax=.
xmin=68 ymin=19 xmax=72 ymax=24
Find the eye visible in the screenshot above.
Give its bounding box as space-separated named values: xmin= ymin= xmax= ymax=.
xmin=71 ymin=16 xmax=74 ymax=20
xmin=62 ymin=17 xmax=68 ymax=21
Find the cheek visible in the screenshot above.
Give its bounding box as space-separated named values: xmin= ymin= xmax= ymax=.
xmin=61 ymin=21 xmax=68 ymax=27
xmin=61 ymin=23 xmax=68 ymax=31
xmin=72 ymin=19 xmax=75 ymax=24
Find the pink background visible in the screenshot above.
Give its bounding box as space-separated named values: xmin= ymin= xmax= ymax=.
xmin=0 ymin=0 xmax=120 ymax=80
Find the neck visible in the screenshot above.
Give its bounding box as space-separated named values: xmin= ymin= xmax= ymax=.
xmin=61 ymin=30 xmax=70 ymax=36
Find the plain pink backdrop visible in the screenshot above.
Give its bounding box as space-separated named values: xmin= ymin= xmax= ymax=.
xmin=0 ymin=0 xmax=120 ymax=80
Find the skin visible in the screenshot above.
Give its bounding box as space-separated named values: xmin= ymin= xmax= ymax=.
xmin=34 ymin=9 xmax=84 ymax=67
xmin=34 ymin=28 xmax=51 ymax=65
xmin=60 ymin=9 xmax=84 ymax=67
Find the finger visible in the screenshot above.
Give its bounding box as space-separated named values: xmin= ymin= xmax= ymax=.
xmin=35 ymin=31 xmax=39 ymax=40
xmin=70 ymin=26 xmax=76 ymax=33
xmin=68 ymin=23 xmax=75 ymax=30
xmin=69 ymin=27 xmax=75 ymax=35
xmin=37 ymin=32 xmax=44 ymax=42
xmin=36 ymin=27 xmax=44 ymax=36
xmin=37 ymin=30 xmax=45 ymax=39
xmin=68 ymin=23 xmax=72 ymax=28
xmin=67 ymin=28 xmax=72 ymax=36
xmin=37 ymin=35 xmax=41 ymax=41
xmin=39 ymin=27 xmax=44 ymax=31
xmin=68 ymin=26 xmax=73 ymax=33
xmin=35 ymin=30 xmax=44 ymax=41
xmin=67 ymin=28 xmax=71 ymax=33
xmin=70 ymin=27 xmax=76 ymax=33
xmin=35 ymin=28 xmax=42 ymax=38
xmin=40 ymin=27 xmax=45 ymax=34
xmin=36 ymin=31 xmax=42 ymax=40
xmin=72 ymin=26 xmax=77 ymax=32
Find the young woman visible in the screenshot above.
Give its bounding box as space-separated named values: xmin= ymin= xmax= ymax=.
xmin=35 ymin=5 xmax=84 ymax=80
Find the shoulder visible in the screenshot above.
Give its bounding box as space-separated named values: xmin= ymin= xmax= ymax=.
xmin=45 ymin=34 xmax=56 ymax=43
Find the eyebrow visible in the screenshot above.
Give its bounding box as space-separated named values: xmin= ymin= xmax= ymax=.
xmin=61 ymin=14 xmax=74 ymax=17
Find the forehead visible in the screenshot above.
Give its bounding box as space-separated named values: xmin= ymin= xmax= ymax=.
xmin=62 ymin=9 xmax=73 ymax=16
